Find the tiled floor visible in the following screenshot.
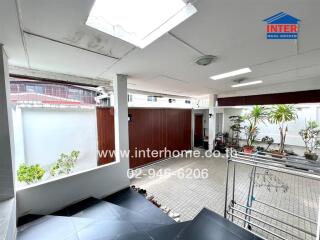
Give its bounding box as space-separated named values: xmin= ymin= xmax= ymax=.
xmin=132 ymin=151 xmax=320 ymax=240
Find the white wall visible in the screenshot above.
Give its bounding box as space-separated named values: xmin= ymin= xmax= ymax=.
xmin=12 ymin=107 xmax=25 ymax=168
xmin=14 ymin=107 xmax=98 ymax=172
xmin=258 ymin=106 xmax=318 ymax=146
xmin=223 ymin=108 xmax=244 ymax=134
xmin=16 ymin=161 xmax=129 ymax=217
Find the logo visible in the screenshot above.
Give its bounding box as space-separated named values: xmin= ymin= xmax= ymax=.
xmin=263 ymin=12 xmax=300 ymax=40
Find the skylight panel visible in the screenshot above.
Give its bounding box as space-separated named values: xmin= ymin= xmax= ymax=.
xmin=86 ymin=0 xmax=197 ymax=48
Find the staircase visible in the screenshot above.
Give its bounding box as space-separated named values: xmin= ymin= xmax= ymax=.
xmin=17 ymin=188 xmax=262 ymax=240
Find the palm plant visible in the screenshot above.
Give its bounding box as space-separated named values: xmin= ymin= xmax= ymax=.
xmin=243 ymin=105 xmax=268 ymax=149
xmin=268 ymin=105 xmax=297 ymax=154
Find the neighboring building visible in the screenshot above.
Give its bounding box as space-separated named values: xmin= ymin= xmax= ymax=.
xmin=10 ymin=78 xmax=96 ymax=106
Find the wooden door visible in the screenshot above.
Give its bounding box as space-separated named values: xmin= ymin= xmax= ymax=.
xmin=96 ymin=107 xmax=115 ymax=165
xmin=194 ymin=115 xmax=203 ymax=147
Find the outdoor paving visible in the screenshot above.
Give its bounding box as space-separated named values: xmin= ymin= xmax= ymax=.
xmin=131 ymin=150 xmax=320 ymax=240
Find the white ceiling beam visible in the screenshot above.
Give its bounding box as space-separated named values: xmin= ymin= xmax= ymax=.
xmin=9 ymin=65 xmax=111 ymax=87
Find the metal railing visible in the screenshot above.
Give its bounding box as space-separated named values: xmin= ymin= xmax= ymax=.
xmin=224 ymin=151 xmax=320 ymax=240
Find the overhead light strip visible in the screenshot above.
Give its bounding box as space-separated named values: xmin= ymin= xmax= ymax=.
xmin=231 ymin=80 xmax=263 ymax=88
xmin=210 ymin=67 xmax=252 ymax=80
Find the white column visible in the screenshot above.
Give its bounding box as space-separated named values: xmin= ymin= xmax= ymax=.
xmin=191 ymin=109 xmax=195 ymax=149
xmin=0 ymin=45 xmax=15 ymax=200
xmin=208 ymin=94 xmax=218 ymax=152
xmin=317 ymin=197 xmax=320 ymax=240
xmin=113 ymin=74 xmax=129 ymax=168
xmin=310 ymin=106 xmax=318 ymax=121
xmin=13 ymin=107 xmax=25 ymax=167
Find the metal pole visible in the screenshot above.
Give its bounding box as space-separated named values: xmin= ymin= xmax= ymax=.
xmin=231 ymin=162 xmax=236 ymax=222
xmin=227 ymin=212 xmax=286 ymax=240
xmin=234 ymin=154 xmax=316 ymax=169
xmin=254 ymin=199 xmax=317 ymax=224
xmin=224 ymin=158 xmax=230 ymax=218
xmin=244 ymin=166 xmax=255 ymax=228
xmin=317 ymin=197 xmax=320 ymax=240
xmin=230 ymin=206 xmax=315 ymax=238
xmin=234 ymin=154 xmax=320 ymax=177
xmin=233 ymin=202 xmax=316 ymax=235
xmin=247 ymin=165 xmax=257 ymax=227
xmin=231 ymin=158 xmax=320 ymax=181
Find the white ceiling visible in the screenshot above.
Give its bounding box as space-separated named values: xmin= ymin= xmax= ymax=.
xmin=1 ymin=0 xmax=320 ymax=97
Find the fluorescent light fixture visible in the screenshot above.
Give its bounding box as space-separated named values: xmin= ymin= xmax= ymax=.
xmin=86 ymin=0 xmax=197 ymax=48
xmin=210 ymin=67 xmax=252 ymax=80
xmin=231 ymin=80 xmax=263 ymax=88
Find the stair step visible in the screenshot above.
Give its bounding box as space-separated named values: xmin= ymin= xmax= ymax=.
xmin=114 ymin=221 xmax=190 ymax=240
xmin=177 ymin=208 xmax=263 ymax=240
xmin=18 ymin=214 xmax=164 ymax=240
xmin=71 ymin=200 xmax=166 ymax=231
xmin=17 ymin=214 xmax=45 ymax=227
xmin=52 ymin=197 xmax=101 ymax=217
xmin=76 ymin=219 xmax=138 ymax=240
xmin=148 ymin=221 xmax=190 ymax=240
xmin=103 ymin=187 xmax=175 ymax=225
xmin=52 ymin=196 xmax=166 ymax=226
xmin=115 ymin=231 xmax=152 ymax=240
xmin=18 ymin=215 xmax=94 ymax=240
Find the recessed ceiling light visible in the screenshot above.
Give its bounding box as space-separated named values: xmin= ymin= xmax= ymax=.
xmin=231 ymin=80 xmax=263 ymax=88
xmin=210 ymin=67 xmax=252 ymax=80
xmin=195 ymin=55 xmax=217 ymax=66
xmin=86 ymin=0 xmax=197 ymax=48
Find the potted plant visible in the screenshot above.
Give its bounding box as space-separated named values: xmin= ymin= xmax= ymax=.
xmin=229 ymin=115 xmax=244 ymax=148
xmin=243 ymin=106 xmax=267 ymax=154
xmin=261 ymin=136 xmax=274 ymax=152
xmin=256 ymin=146 xmax=265 ymax=155
xmin=299 ymin=121 xmax=320 ymax=161
xmin=50 ymin=150 xmax=80 ymax=176
xmin=17 ymin=164 xmax=45 ymax=184
xmin=268 ymin=105 xmax=297 ymax=157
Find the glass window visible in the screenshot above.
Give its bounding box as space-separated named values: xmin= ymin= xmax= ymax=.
xmin=147 ymin=96 xmax=157 ymax=102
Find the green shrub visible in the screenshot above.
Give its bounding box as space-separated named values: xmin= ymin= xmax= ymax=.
xmin=50 ymin=150 xmax=80 ymax=176
xmin=17 ymin=164 xmax=45 ymax=184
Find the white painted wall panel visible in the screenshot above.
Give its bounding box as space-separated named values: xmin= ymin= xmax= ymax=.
xmin=21 ymin=108 xmax=98 ymax=171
